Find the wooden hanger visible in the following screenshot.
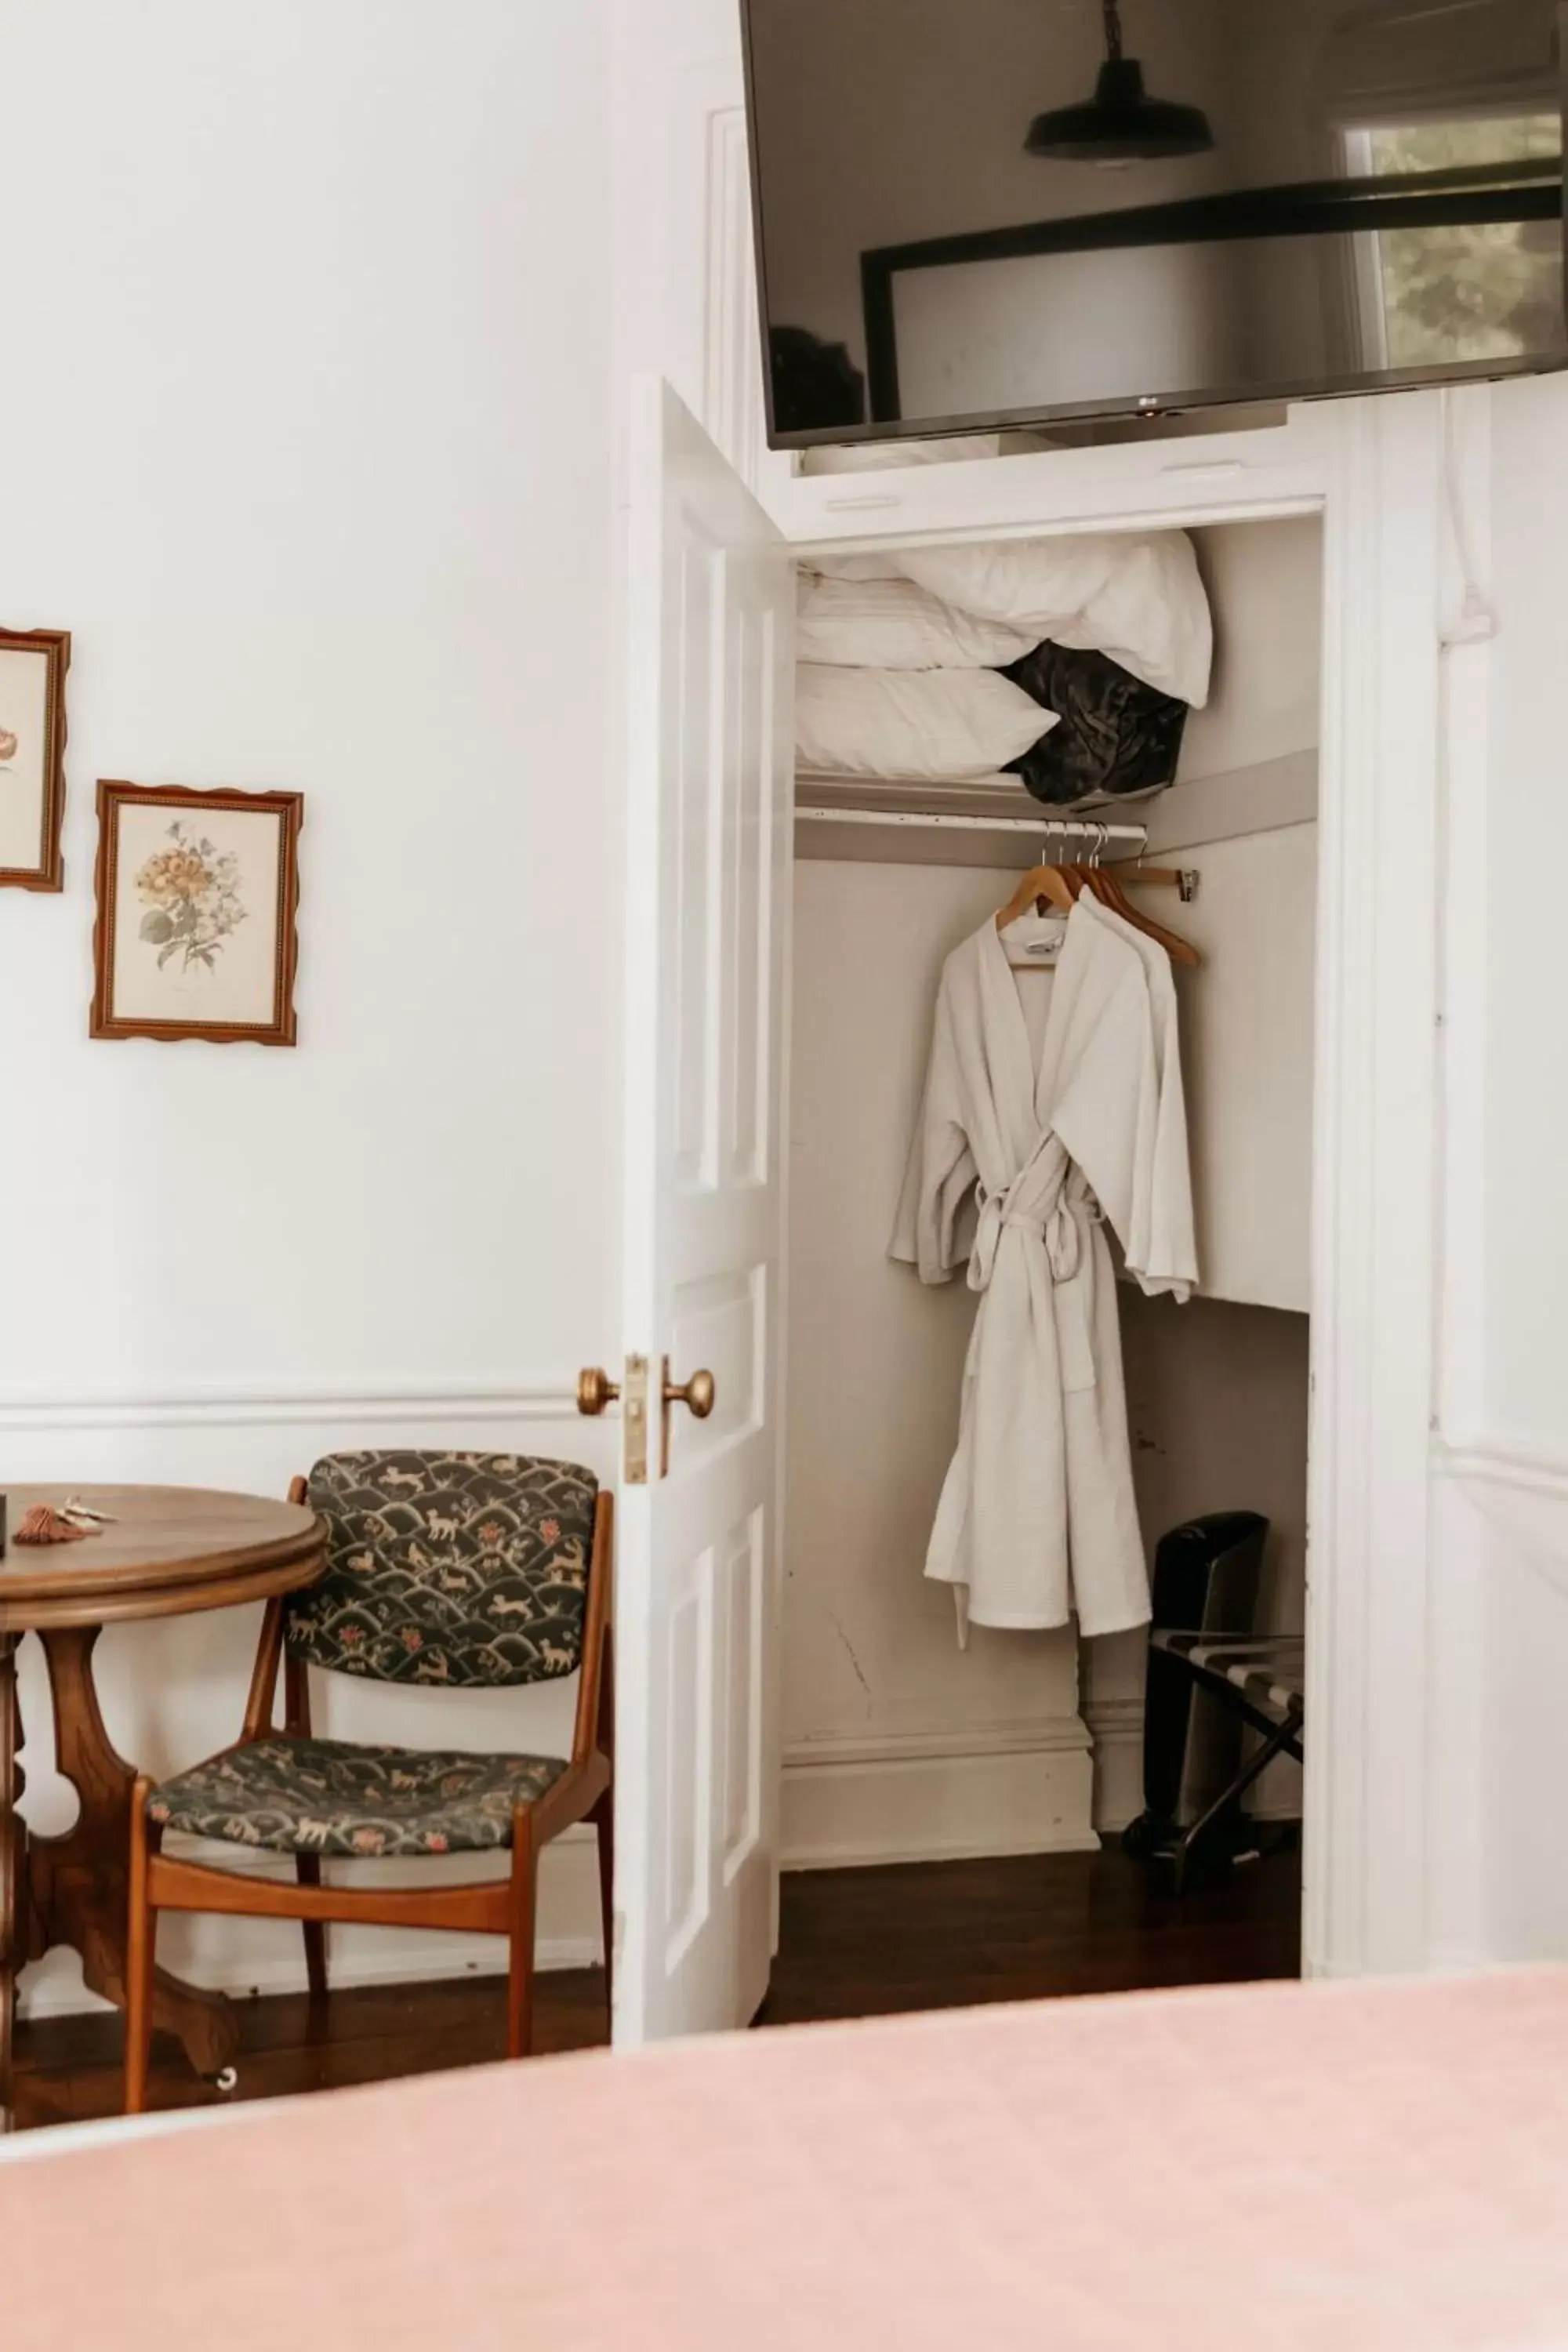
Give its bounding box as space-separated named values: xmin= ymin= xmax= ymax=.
xmin=1067 ymin=828 xmax=1203 ymax=974
xmin=1080 ymin=852 xmax=1201 ymax=970
xmin=994 ymin=861 xmax=1080 ymax=973
xmin=993 ymin=860 xmax=1080 ymax=935
xmin=995 ymin=826 xmax=1201 ymax=971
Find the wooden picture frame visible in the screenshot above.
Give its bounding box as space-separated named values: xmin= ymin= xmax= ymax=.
xmin=0 ymin=627 xmax=70 ymax=891
xmin=91 ymin=782 xmax=303 ymax=1047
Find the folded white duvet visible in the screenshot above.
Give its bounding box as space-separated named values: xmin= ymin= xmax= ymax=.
xmin=797 ymin=572 xmax=1040 ymax=670
xmin=796 ymin=664 xmax=1057 ymax=783
xmin=808 ymin=529 xmax=1212 ymax=708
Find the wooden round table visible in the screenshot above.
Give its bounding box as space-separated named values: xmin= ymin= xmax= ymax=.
xmin=0 ymin=1484 xmax=325 ymax=2127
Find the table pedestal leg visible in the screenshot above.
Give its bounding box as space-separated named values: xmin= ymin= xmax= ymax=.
xmin=1 ymin=1635 xmax=22 ymax=2133
xmin=26 ymin=1626 xmax=239 ymax=2083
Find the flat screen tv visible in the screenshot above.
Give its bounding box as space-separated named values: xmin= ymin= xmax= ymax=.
xmin=742 ymin=0 xmax=1568 ymax=447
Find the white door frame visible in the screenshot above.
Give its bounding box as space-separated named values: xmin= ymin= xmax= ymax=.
xmin=710 ymin=390 xmax=1454 ymax=1992
xmin=779 ymin=403 xmax=1449 ymax=1985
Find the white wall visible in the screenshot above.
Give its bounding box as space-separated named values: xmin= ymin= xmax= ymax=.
xmin=1179 ymin=518 xmax=1323 ymax=1316
xmin=1334 ymin=368 xmax=1568 ymax=1979
xmin=1431 ymin=369 xmax=1568 ymax=1964
xmin=1174 ymin=828 xmax=1318 ymax=1313
xmin=1481 ymin=373 xmax=1568 ymax=1458
xmin=1181 ymin=521 xmax=1323 ymax=782
xmin=2 ymin=0 xmax=621 ymax=2012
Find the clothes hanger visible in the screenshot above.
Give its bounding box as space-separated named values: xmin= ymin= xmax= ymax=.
xmin=993 ymin=863 xmax=1080 ymax=928
xmin=1082 ymin=824 xmax=1202 ymax=971
xmin=994 ymin=837 xmax=1081 ymax=972
xmin=993 ymin=827 xmax=1082 ymax=938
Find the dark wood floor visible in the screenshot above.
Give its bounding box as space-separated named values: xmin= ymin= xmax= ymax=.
xmin=12 ymin=1843 xmax=1299 ymax=2133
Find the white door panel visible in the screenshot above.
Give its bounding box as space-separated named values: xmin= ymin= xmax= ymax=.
xmin=611 ymin=379 xmax=793 ymax=2043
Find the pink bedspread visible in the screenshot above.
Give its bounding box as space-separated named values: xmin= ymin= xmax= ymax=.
xmin=7 ymin=1971 xmax=1568 ymax=2349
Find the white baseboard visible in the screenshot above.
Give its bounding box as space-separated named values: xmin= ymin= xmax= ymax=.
xmin=18 ymin=1936 xmax=601 ymax=2024
xmin=781 ymin=1717 xmax=1098 ymax=1871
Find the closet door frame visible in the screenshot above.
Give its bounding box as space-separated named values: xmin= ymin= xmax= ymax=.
xmin=767 ymin=393 xmax=1457 ymax=1986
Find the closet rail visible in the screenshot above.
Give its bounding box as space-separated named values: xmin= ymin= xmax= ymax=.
xmin=797 ymin=805 xmax=1200 ymax=899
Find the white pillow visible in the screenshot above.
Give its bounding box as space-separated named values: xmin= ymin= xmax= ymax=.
xmin=796 ymin=664 xmax=1058 ymax=782
xmin=797 ymin=573 xmax=1040 ymax=670
xmin=891 ymin=532 xmax=1213 ymax=708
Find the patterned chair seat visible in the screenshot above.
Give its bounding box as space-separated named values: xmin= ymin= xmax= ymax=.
xmin=147 ymin=1736 xmax=568 ymax=1860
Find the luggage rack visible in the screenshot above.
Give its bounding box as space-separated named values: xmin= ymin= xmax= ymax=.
xmin=1127 ymin=1632 xmax=1306 ymax=1893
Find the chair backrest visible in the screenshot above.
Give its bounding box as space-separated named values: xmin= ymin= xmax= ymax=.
xmin=286 ymin=1450 xmax=599 ymax=1687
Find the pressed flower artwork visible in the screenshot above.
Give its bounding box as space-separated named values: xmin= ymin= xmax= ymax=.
xmin=136 ymin=822 xmax=247 ymax=974
xmin=93 ymin=782 xmax=302 ymax=1045
xmin=0 ymin=628 xmax=69 ymax=891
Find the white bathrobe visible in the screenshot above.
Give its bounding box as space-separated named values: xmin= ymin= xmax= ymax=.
xmin=891 ymin=897 xmax=1197 ymax=1639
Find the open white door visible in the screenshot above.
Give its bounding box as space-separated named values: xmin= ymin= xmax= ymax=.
xmin=597 ymin=379 xmax=793 ymax=2043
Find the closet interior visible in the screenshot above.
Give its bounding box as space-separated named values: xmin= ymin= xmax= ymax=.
xmin=779 ymin=474 xmax=1320 ymax=1984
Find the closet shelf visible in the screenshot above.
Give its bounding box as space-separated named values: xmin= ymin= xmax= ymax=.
xmin=794 ymin=749 xmax=1318 ymax=869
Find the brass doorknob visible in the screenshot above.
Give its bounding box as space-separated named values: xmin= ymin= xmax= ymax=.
xmin=578 ymin=1367 xmax=621 ymax=1418
xmin=663 ymin=1367 xmax=716 ymax=1419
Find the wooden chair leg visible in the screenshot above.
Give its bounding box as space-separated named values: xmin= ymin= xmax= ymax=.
xmin=284 ymin=1653 xmax=328 ymax=2003
xmin=506 ymin=1806 xmax=538 ymax=2060
xmin=296 ymin=1856 xmax=329 ymax=2003
xmin=124 ymin=1777 xmax=157 ymax=2115
xmin=592 ymin=1789 xmax=615 ymax=2016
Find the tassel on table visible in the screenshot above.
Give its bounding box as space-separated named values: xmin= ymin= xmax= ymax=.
xmin=13 ymin=1504 xmax=96 ymax=1545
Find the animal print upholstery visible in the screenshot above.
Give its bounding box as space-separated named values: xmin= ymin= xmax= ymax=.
xmin=146 ymin=1737 xmax=566 ymax=1857
xmin=285 ymin=1451 xmax=598 ymax=1687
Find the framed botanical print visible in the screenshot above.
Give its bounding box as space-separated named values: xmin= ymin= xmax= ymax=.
xmin=0 ymin=627 xmax=70 ymax=891
xmin=91 ymin=782 xmax=303 ymax=1046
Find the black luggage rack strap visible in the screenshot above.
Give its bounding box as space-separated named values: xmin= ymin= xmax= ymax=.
xmin=1137 ymin=1632 xmax=1305 ymax=1891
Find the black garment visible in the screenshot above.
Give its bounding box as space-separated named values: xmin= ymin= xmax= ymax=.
xmin=1004 ymin=640 xmax=1189 ymax=808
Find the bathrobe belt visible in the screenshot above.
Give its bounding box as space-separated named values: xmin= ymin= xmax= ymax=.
xmin=969 ymin=1171 xmax=1101 ymax=1393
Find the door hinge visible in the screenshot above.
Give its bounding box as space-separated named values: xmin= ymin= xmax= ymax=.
xmin=622 ymin=1353 xmax=650 ymax=1485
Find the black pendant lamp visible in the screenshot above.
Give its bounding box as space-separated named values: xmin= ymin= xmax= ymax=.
xmin=1025 ymin=0 xmax=1214 ymax=163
